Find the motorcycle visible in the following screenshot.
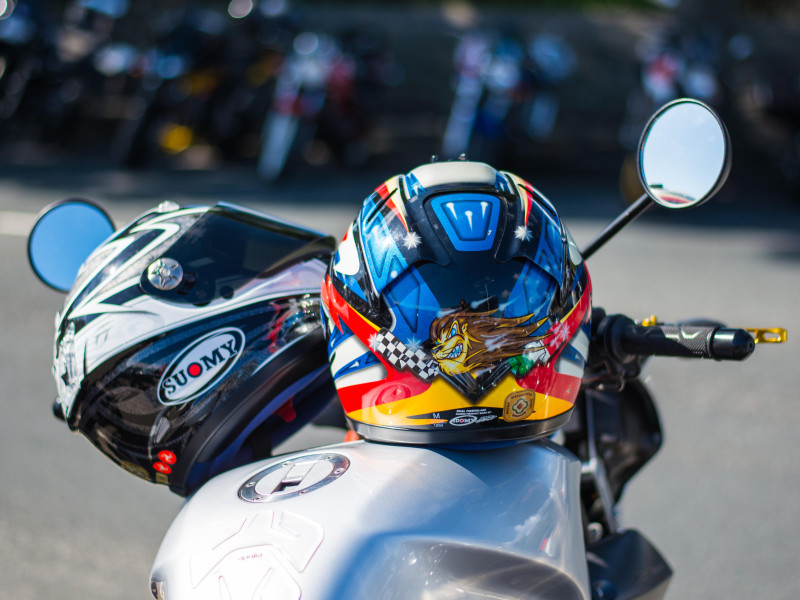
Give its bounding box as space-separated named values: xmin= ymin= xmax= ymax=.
xmin=0 ymin=0 xmax=51 ymax=129
xmin=442 ymin=29 xmax=575 ymax=165
xmin=111 ymin=7 xmax=234 ymax=169
xmin=618 ymin=25 xmax=725 ymax=204
xmin=113 ymin=2 xmax=297 ymax=170
xmin=27 ymin=98 xmax=786 ymax=599
xmin=48 ymin=0 xmax=141 ymax=144
xmin=0 ymin=0 xmax=135 ymax=147
xmin=256 ymin=27 xmax=399 ymax=182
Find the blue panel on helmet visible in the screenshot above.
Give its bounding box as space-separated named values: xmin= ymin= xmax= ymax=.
xmin=534 ymin=216 xmax=565 ymax=286
xmin=333 ymin=351 xmax=381 ymax=380
xmin=494 ymin=172 xmax=513 ymax=195
xmin=383 ymin=265 xmax=442 ymax=344
xmin=404 ymin=173 xmax=425 ymax=198
xmin=390 ymin=275 xmax=420 ymax=331
xmin=430 ymin=193 xmax=501 ymax=251
xmin=361 ymin=214 xmax=409 ymax=295
xmin=503 ymin=262 xmax=556 ymax=325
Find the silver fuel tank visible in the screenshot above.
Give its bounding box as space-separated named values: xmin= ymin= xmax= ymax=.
xmin=150 ymin=439 xmax=590 ymax=599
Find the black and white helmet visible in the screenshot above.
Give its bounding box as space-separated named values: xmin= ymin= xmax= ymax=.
xmin=52 ymin=201 xmax=336 ymax=496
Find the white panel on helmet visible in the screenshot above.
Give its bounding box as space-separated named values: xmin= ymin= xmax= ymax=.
xmin=333 ymin=224 xmax=360 ymax=276
xmin=409 ymin=161 xmax=497 ymax=190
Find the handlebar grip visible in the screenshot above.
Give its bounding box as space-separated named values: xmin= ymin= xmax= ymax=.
xmin=597 ymin=314 xmax=756 ymax=361
xmin=620 ymin=324 xmax=754 ymax=360
xmin=620 ymin=324 xmax=710 ymax=358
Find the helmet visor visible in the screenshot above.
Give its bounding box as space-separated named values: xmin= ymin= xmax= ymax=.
xmin=143 ymin=204 xmax=334 ymax=305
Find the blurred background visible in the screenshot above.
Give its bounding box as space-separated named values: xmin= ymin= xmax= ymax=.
xmin=1 ymin=0 xmax=799 ymax=599
xmin=0 ymin=0 xmax=797 ymax=192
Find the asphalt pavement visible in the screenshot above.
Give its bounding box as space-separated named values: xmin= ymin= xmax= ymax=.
xmin=1 ymin=156 xmax=799 ymax=599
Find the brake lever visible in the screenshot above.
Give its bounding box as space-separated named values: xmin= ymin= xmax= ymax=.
xmin=745 ymin=328 xmax=787 ymax=344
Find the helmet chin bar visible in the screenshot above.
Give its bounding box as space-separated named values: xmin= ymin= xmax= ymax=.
xmin=170 ymin=328 xmax=333 ymax=497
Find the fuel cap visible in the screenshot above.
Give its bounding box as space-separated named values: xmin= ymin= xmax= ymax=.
xmin=239 ymin=453 xmax=349 ymax=503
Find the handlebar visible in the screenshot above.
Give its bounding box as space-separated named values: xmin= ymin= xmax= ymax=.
xmin=593 ymin=313 xmax=756 ymax=363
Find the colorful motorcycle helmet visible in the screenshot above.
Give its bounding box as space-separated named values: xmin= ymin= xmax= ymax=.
xmin=321 ymin=160 xmax=591 ymax=444
xmin=52 ymin=201 xmax=337 ymax=496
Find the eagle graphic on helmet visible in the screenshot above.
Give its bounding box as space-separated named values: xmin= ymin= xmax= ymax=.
xmin=429 ymin=309 xmax=550 ymax=377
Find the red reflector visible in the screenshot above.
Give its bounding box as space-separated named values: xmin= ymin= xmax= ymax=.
xmin=158 ymin=450 xmax=177 ymax=465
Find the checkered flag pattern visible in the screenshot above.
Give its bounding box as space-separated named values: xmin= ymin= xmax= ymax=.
xmin=373 ymin=329 xmax=440 ymax=381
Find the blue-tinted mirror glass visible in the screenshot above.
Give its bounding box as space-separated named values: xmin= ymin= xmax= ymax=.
xmin=639 ymin=100 xmax=728 ymax=209
xmin=28 ymin=201 xmax=115 ymax=292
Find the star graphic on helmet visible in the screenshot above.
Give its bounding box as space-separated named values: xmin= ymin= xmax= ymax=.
xmin=405 ymin=336 xmax=423 ymax=353
xmin=402 ymin=231 xmax=422 ymax=250
xmin=514 ymin=225 xmax=531 ymax=241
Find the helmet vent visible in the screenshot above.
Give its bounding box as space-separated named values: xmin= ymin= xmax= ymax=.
xmin=430 ymin=194 xmax=501 ymax=252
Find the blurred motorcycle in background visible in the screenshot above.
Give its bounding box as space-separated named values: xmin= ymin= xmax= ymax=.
xmin=0 ymin=0 xmax=51 ymax=135
xmin=0 ymin=0 xmax=138 ymax=148
xmin=442 ymin=27 xmax=575 ymax=164
xmin=0 ymin=1 xmax=797 ymax=199
xmin=618 ymin=24 xmax=725 ymax=203
xmin=112 ymin=5 xmax=251 ymax=168
xmin=257 ymin=25 xmax=400 ymax=181
xmin=726 ymin=31 xmax=800 ymax=198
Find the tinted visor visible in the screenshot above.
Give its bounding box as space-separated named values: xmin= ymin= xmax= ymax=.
xmin=142 ymin=204 xmax=335 ymax=305
xmin=382 ymin=253 xmax=558 ymax=351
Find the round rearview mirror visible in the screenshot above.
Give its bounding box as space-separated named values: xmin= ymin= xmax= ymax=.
xmin=28 ymin=199 xmax=116 ymax=292
xmin=638 ymin=98 xmax=730 ymax=209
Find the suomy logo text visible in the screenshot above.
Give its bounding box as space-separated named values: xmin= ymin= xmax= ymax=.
xmin=158 ymin=328 xmax=245 ymax=405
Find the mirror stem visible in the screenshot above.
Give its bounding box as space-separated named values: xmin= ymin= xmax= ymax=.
xmin=581 ymin=194 xmax=652 ymax=260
